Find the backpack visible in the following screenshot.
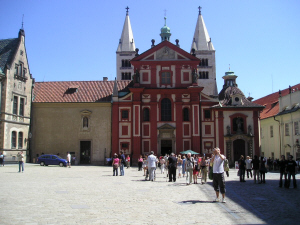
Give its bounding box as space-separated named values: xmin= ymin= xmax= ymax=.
xmin=186 ymin=158 xmax=194 ymax=169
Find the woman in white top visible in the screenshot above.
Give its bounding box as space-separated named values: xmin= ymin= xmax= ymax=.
xmin=160 ymin=157 xmax=166 ymax=174
xmin=177 ymin=155 xmax=183 ymax=178
xmin=245 ymin=156 xmax=252 ymax=178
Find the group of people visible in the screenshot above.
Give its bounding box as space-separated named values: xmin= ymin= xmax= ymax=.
xmin=139 ymin=152 xmax=211 ymax=184
xmin=238 ymin=154 xmax=297 ymax=188
xmin=136 ymin=148 xmax=228 ymax=203
xmin=112 ymin=150 xmax=131 ymax=176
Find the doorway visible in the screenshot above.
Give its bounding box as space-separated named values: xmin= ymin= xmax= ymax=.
xmin=161 ymin=140 xmax=172 ymax=156
xmin=233 ymin=139 xmax=245 ymax=162
xmin=80 ymin=141 xmax=91 ymax=164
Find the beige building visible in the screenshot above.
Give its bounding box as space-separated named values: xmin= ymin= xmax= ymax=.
xmin=0 ymin=29 xmax=34 ymax=162
xmin=31 ymin=80 xmax=129 ymax=165
xmin=254 ymin=84 xmax=300 ymax=160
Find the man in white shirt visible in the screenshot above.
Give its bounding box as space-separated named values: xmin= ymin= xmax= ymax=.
xmin=211 ymin=147 xmax=226 ymax=203
xmin=147 ymin=151 xmax=157 ymax=181
xmin=67 ymin=152 xmax=71 ymax=168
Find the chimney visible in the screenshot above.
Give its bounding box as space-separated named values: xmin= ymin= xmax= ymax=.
xmin=103 ymin=77 xmax=108 ymax=81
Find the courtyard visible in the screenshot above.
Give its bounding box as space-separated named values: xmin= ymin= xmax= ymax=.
xmin=0 ymin=164 xmax=299 ymax=225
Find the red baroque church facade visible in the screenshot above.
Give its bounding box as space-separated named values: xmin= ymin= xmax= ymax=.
xmin=111 ymin=40 xmax=263 ymax=163
xmin=112 ymin=8 xmax=264 ymax=164
xmin=112 ymin=41 xmax=205 ymax=159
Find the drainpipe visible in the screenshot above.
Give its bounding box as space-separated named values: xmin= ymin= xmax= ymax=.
xmin=199 ymin=94 xmax=202 ymax=154
xmin=274 ymin=116 xmax=281 ymax=156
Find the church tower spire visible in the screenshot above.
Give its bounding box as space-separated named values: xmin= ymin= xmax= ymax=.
xmin=116 ymin=6 xmax=136 ymax=81
xmin=191 ymin=6 xmax=217 ymax=96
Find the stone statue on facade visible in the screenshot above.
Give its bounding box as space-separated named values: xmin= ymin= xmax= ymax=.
xmin=192 ymin=69 xmax=198 ymax=84
xmin=226 ymin=125 xmax=231 ymax=135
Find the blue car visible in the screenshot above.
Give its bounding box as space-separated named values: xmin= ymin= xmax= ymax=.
xmin=37 ymin=154 xmax=67 ymax=167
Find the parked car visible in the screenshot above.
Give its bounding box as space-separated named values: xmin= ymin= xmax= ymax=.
xmin=37 ymin=154 xmax=67 ymax=167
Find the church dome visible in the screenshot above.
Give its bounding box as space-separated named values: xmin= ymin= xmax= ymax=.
xmin=161 ymin=24 xmax=170 ymax=34
xmin=219 ymin=86 xmax=244 ymax=101
xmin=160 ymin=17 xmax=171 ymax=42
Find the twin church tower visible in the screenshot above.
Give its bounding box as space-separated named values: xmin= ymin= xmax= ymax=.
xmin=116 ymin=7 xmax=218 ymax=96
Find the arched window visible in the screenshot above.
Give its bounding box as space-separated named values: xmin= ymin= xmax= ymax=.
xmin=183 ymin=108 xmax=189 ymax=121
xmin=143 ymin=108 xmax=150 ymax=121
xmin=18 ymin=132 xmax=23 ymax=149
xmin=11 ymin=131 xmax=16 ymax=149
xmin=161 ymin=98 xmax=171 ymax=121
xmin=83 ymin=117 xmax=88 ymax=128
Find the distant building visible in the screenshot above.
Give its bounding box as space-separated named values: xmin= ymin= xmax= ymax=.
xmin=31 ymin=80 xmax=130 ymax=164
xmin=0 ymin=29 xmax=34 ymax=162
xmin=254 ymin=84 xmax=300 ymax=160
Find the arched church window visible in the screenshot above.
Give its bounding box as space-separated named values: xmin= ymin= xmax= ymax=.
xmin=198 ymin=72 xmax=202 ymax=79
xmin=161 ymin=98 xmax=171 ymax=121
xmin=205 ymin=72 xmax=209 ymax=79
xmin=122 ymin=60 xmax=124 ymax=67
xmin=18 ymin=132 xmax=23 ymax=149
xmin=11 ymin=131 xmax=16 ymax=149
xmin=233 ymin=117 xmax=244 ymax=133
xmin=143 ymin=108 xmax=150 ymax=121
xmin=183 ymin=108 xmax=189 ymax=121
xmin=83 ymin=117 xmax=89 ymax=128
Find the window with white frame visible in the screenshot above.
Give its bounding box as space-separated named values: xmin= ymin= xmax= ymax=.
xmin=270 ymin=125 xmax=273 ymax=138
xmin=11 ymin=131 xmax=16 ymax=149
xmin=13 ymin=96 xmax=18 ymax=115
xmin=285 ymin=123 xmax=289 ymax=136
xmin=18 ymin=132 xmax=23 ymax=149
xmin=19 ymin=98 xmax=24 ymax=116
xmin=295 ymin=121 xmax=299 ymax=135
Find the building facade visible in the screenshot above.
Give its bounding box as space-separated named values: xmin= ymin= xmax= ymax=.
xmin=254 ymin=84 xmax=300 ymax=160
xmin=31 ymin=80 xmax=130 ymax=164
xmin=0 ymin=29 xmax=34 ymax=162
xmin=111 ymin=8 xmax=264 ymax=166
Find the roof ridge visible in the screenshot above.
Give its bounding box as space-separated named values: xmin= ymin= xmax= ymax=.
xmin=35 ymin=80 xmax=130 ymax=84
xmin=254 ymin=83 xmax=300 ymax=102
xmin=0 ymin=37 xmax=18 ymax=41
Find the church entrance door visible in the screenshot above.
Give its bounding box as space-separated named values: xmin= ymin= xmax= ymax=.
xmin=161 ymin=140 xmax=172 ymax=156
xmin=233 ymin=139 xmax=245 ymax=163
xmin=80 ymin=141 xmax=91 ymax=164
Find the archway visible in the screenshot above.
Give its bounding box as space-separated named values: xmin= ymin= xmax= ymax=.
xmin=233 ymin=139 xmax=245 ymax=162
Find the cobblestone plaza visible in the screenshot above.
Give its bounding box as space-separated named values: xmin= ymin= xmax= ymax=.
xmin=0 ymin=164 xmax=299 ymax=225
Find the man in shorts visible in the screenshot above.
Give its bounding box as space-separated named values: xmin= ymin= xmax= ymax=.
xmin=211 ymin=147 xmax=226 ymax=203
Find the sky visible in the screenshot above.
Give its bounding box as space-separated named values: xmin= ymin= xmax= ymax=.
xmin=1 ymin=0 xmax=299 ymax=100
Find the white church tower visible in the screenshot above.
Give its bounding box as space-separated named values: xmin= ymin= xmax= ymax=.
xmin=116 ymin=6 xmax=136 ymax=80
xmin=191 ymin=6 xmax=218 ymax=96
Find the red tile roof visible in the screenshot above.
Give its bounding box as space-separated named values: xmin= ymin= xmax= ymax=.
xmin=253 ymin=83 xmax=300 ymax=120
xmin=33 ymin=80 xmax=131 ymax=103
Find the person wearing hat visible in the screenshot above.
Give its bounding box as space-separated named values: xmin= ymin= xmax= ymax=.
xmin=286 ymin=155 xmax=297 ymax=189
xmin=147 ymin=151 xmax=157 ymax=181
